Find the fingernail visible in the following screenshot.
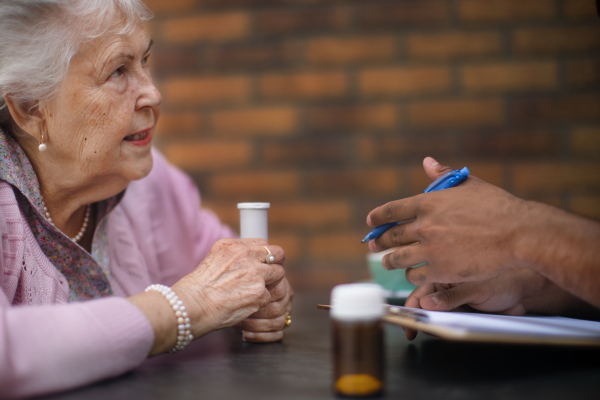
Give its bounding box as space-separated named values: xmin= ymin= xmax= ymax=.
xmin=244 ymin=332 xmax=255 ymax=340
xmin=366 ymin=214 xmax=373 ymax=227
xmin=422 ymin=295 xmax=439 ymax=308
xmin=381 ymin=256 xmax=387 ymax=269
xmin=425 ymin=157 xmax=439 ymax=166
xmin=368 ymin=241 xmax=376 ymax=252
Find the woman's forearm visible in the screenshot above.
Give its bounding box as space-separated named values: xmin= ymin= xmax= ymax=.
xmin=0 ymin=297 xmax=153 ymax=398
xmin=127 ymin=291 xmax=179 ymax=356
xmin=516 ymin=201 xmax=600 ymax=310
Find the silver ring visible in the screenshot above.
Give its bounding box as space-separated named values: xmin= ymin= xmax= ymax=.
xmin=264 ymin=246 xmax=275 ymax=264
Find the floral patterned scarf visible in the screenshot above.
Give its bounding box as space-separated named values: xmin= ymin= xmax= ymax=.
xmin=0 ymin=130 xmax=121 ymax=301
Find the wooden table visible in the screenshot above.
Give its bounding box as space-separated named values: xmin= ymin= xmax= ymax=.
xmin=42 ymin=291 xmax=600 ymax=400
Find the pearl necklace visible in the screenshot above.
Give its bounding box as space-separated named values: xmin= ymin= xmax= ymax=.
xmin=40 ymin=200 xmax=91 ymax=243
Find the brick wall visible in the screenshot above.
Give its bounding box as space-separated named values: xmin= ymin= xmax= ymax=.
xmin=146 ymin=0 xmax=600 ymax=290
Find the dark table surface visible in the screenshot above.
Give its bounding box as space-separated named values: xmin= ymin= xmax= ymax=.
xmin=43 ymin=291 xmax=600 ymax=400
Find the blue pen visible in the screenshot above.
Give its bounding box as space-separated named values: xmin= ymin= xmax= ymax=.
xmin=361 ymin=167 xmax=470 ymax=243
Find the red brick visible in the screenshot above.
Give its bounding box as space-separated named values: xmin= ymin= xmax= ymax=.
xmin=570 ymin=196 xmax=600 ymax=219
xmin=206 ymin=0 xmax=282 ymax=6
xmin=155 ymin=112 xmax=201 ymax=137
xmin=359 ymin=67 xmax=451 ymax=96
xmin=563 ymin=0 xmax=599 ymax=20
xmin=287 ymin=268 xmax=355 ymax=291
xmin=197 ymin=200 xmax=240 ymax=230
xmin=358 ymin=135 xmax=456 ymax=163
xmin=566 ymin=59 xmax=600 ymax=88
xmin=409 ymin=99 xmax=505 ymax=127
xmin=150 ymin=47 xmax=202 ymax=75
xmin=307 ymin=104 xmax=398 ymax=131
xmin=162 ymin=76 xmax=250 ymax=106
xmin=165 ymin=141 xmax=252 ymax=171
xmin=267 ymin=233 xmax=302 ymax=264
xmin=261 ymin=138 xmax=349 ymax=166
xmin=206 ymin=43 xmax=295 ymax=70
xmin=209 ymin=171 xmax=300 ymax=198
xmin=144 ymin=0 xmax=196 ymax=13
xmin=410 ymin=163 xmax=505 ymax=192
xmin=260 ymin=72 xmax=347 ymax=100
xmin=357 ymin=1 xmax=449 ymax=27
xmin=458 ymin=0 xmax=556 ymax=21
xmin=462 ymin=62 xmax=559 ymax=92
xmin=512 ymin=95 xmax=600 ymax=124
xmin=513 ymin=27 xmax=600 ymax=54
xmin=269 ymin=201 xmax=352 ymax=229
xmin=513 ymin=163 xmax=600 ymax=194
xmin=258 ymin=8 xmax=349 ymax=36
xmin=408 ymin=31 xmax=502 ymax=59
xmin=570 ymin=127 xmax=600 ymax=156
xmin=308 ymin=233 xmax=369 ymax=260
xmin=464 ymin=130 xmax=561 ymax=158
xmin=307 ymin=169 xmax=402 ymax=197
xmin=306 ymin=36 xmax=396 ymax=64
xmin=211 ymin=107 xmax=298 ymax=136
xmin=162 ymin=13 xmax=250 ymax=44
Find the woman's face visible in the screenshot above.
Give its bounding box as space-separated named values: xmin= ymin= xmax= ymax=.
xmin=41 ymin=21 xmax=161 ymax=195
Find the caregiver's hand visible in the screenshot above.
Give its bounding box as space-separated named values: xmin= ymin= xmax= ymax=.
xmin=172 ymin=238 xmax=286 ymax=343
xmin=233 ymin=276 xmax=294 ymax=343
xmin=366 ymin=157 xmax=527 ymax=286
xmin=402 ymin=268 xmax=600 ymax=340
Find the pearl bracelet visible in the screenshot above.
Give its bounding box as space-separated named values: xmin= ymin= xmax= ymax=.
xmin=145 ymin=284 xmax=193 ymax=354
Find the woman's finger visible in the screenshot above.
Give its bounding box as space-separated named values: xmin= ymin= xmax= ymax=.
xmin=238 ymin=314 xmax=287 ymax=332
xmin=251 ymin=279 xmax=292 ymax=319
xmin=268 ymin=279 xmax=288 ymax=302
xmin=243 ymin=330 xmax=284 ymax=343
xmin=252 ymin=244 xmax=285 ymax=265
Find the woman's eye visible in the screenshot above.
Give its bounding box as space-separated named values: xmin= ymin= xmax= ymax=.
xmin=142 ymin=54 xmax=150 ymax=66
xmin=110 ymin=66 xmax=124 ymax=79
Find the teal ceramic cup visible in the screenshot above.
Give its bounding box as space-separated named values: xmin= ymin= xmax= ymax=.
xmin=367 ymin=250 xmax=418 ymax=298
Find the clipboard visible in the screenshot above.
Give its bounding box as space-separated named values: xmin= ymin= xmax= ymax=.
xmin=318 ymin=304 xmax=600 ymax=347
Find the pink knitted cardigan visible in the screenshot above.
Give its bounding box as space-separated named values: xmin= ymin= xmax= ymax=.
xmin=0 ymin=149 xmax=235 ymax=398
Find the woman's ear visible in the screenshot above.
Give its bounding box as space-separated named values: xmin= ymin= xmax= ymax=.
xmin=3 ymin=95 xmax=44 ymax=140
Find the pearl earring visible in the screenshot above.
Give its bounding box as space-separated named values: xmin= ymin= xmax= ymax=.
xmin=39 ymin=131 xmax=47 ymax=152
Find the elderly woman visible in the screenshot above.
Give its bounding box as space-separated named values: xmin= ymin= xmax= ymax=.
xmin=0 ymin=0 xmax=293 ymax=397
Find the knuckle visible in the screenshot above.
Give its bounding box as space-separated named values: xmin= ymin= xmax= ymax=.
xmin=390 ymin=248 xmax=410 ymax=266
xmin=268 ymin=301 xmax=284 ymax=316
xmin=383 ymin=203 xmax=396 ymax=221
xmin=438 ymin=289 xmax=456 ymax=306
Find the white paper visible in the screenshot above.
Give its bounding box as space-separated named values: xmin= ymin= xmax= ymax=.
xmin=391 ymin=306 xmax=600 ymax=338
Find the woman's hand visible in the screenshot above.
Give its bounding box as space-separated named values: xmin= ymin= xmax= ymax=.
xmin=367 ymin=157 xmax=527 ymax=286
xmin=171 ymin=238 xmax=286 ymax=343
xmin=233 ymin=277 xmax=294 ymax=343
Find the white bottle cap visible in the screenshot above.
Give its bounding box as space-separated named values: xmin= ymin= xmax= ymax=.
xmin=238 ymin=203 xmax=270 ymax=241
xmin=330 ymin=283 xmax=385 ymax=321
xmin=237 ymin=203 xmax=270 ymax=210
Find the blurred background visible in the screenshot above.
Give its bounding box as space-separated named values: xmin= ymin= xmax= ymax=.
xmin=145 ymin=0 xmax=600 ymax=290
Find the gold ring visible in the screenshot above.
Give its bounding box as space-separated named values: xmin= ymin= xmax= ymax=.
xmin=284 ymin=312 xmax=291 ymax=329
xmin=264 ymin=246 xmax=275 ymax=264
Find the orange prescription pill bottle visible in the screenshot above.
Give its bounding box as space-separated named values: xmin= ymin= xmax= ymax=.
xmin=331 ymin=283 xmax=385 ymax=397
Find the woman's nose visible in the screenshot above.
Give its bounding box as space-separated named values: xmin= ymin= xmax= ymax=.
xmin=137 ymin=75 xmax=162 ymax=110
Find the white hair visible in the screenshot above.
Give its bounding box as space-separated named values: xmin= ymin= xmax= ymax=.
xmin=0 ymin=0 xmax=152 ymax=133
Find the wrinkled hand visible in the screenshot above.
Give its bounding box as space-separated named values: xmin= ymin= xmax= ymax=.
xmin=233 ymin=276 xmax=294 ymax=343
xmin=367 ymin=157 xmax=527 ymax=286
xmin=172 ymin=238 xmax=286 ymax=340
